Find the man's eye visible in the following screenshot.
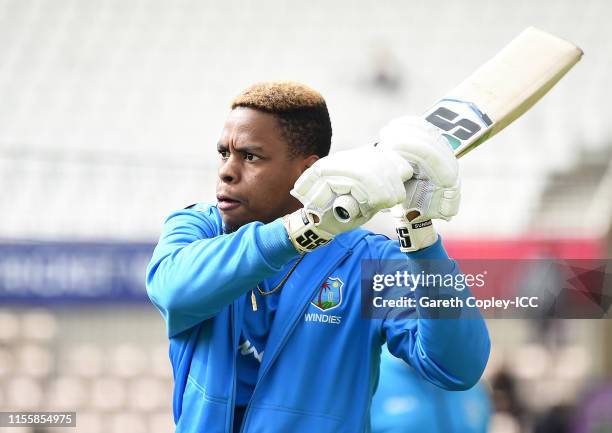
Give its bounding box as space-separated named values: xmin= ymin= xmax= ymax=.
xmin=219 ymin=150 xmax=230 ymax=160
xmin=245 ymin=153 xmax=260 ymax=161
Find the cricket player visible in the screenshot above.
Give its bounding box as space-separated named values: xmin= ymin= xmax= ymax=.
xmin=146 ymin=81 xmax=490 ymax=433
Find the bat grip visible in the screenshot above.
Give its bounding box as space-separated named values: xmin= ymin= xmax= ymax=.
xmin=332 ymin=195 xmax=361 ymax=223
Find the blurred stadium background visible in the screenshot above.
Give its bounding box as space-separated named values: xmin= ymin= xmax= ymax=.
xmin=0 ymin=0 xmax=611 ymax=432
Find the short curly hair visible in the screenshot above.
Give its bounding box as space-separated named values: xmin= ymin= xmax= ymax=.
xmin=230 ymin=81 xmax=332 ymax=158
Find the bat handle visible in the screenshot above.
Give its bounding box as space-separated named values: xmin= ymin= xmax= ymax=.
xmin=332 ymin=195 xmax=361 ymax=223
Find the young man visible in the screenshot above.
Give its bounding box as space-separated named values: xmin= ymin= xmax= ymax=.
xmin=146 ymin=81 xmax=490 ymax=433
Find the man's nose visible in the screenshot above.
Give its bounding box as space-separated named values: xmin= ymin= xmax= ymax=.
xmin=218 ymin=155 xmax=241 ymax=184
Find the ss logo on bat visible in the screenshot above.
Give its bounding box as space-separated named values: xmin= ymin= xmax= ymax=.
xmin=425 ymin=107 xmax=481 ymax=141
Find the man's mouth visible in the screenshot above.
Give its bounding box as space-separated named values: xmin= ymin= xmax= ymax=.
xmin=217 ymin=194 xmax=242 ymax=211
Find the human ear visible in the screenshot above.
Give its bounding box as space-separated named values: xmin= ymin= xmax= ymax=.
xmin=303 ymin=154 xmax=320 ymax=171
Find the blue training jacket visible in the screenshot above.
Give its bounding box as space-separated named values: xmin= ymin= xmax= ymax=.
xmin=146 ymin=204 xmax=490 ymax=433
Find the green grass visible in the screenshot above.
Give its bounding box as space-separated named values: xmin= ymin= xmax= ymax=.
xmin=320 ymin=301 xmax=337 ymax=309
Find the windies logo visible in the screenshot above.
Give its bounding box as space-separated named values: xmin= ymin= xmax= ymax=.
xmin=311 ymin=277 xmax=343 ymax=311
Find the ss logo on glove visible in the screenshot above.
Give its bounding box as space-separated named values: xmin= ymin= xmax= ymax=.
xmin=296 ymin=230 xmax=330 ymax=250
xmin=395 ymin=227 xmax=412 ymax=249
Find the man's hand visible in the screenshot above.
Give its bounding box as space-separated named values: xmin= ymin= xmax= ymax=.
xmin=285 ymin=147 xmax=412 ymax=253
xmin=377 ymin=116 xmax=461 ymax=252
xmin=378 ymin=115 xmax=461 ymax=222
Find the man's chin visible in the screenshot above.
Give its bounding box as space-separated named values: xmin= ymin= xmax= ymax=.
xmin=221 ymin=215 xmax=278 ymax=234
xmin=219 ymin=208 xmax=287 ymax=234
xmin=220 ymin=215 xmax=241 ymax=234
xmin=222 ymin=222 xmax=240 ymax=234
xmin=220 ymin=212 xmax=248 ymax=234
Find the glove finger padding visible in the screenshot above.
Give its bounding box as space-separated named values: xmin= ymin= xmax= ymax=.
xmin=307 ymin=148 xmax=412 ymax=209
xmin=292 ymin=147 xmax=411 ymax=214
xmin=439 ymin=181 xmax=461 ymax=219
xmin=292 ymin=176 xmax=335 ymax=216
xmin=379 ymin=116 xmax=458 ymax=187
xmin=286 ymin=147 xmax=413 ymax=252
xmin=378 ymin=115 xmax=461 ymax=221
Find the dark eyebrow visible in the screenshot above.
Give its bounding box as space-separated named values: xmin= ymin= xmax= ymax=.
xmin=216 ymin=142 xmax=265 ymax=154
xmin=233 ymin=144 xmax=265 ymax=154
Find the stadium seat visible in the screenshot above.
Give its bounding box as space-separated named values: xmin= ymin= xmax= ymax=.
xmin=46 ymin=376 xmax=89 ymax=410
xmin=21 ymin=310 xmax=58 ymax=341
xmin=0 ymin=312 xmax=19 ymax=342
xmin=108 ymin=412 xmax=147 ymax=433
xmin=16 ymin=344 xmax=54 ymax=377
xmin=90 ymin=377 xmax=127 ymax=410
xmin=6 ymin=376 xmax=44 ymax=409
xmin=64 ymin=344 xmax=104 ymax=378
xmin=109 ymin=344 xmax=146 ymax=378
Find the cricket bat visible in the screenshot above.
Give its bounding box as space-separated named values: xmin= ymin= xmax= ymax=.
xmin=333 ymin=26 xmax=583 ymax=222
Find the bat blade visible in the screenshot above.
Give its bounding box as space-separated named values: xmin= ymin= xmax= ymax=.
xmin=331 ymin=27 xmax=583 ymax=223
xmin=423 ymin=27 xmax=583 ymax=158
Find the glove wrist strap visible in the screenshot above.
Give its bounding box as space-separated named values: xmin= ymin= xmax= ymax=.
xmin=283 ymin=209 xmax=334 ymax=253
xmin=391 ymin=206 xmax=437 ymax=253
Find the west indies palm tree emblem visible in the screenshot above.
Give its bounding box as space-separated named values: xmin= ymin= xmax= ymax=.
xmin=311 ymin=277 xmax=343 ymax=311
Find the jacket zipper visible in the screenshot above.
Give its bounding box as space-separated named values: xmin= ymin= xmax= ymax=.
xmin=239 ymin=249 xmax=352 ymax=433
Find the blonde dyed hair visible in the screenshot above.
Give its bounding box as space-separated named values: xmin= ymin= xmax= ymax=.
xmin=230 ymin=81 xmax=332 ymax=158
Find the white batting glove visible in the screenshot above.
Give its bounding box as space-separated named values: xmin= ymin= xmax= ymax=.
xmin=377 ymin=116 xmax=461 ymax=251
xmin=285 ymin=147 xmax=412 ymax=253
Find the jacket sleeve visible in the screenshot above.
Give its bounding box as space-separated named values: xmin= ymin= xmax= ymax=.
xmin=377 ymin=236 xmax=490 ymax=390
xmin=146 ymin=205 xmax=299 ymax=337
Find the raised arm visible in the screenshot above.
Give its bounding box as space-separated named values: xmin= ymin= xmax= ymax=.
xmin=378 ymin=237 xmax=490 ymax=390
xmin=146 ymin=205 xmax=298 ymax=337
